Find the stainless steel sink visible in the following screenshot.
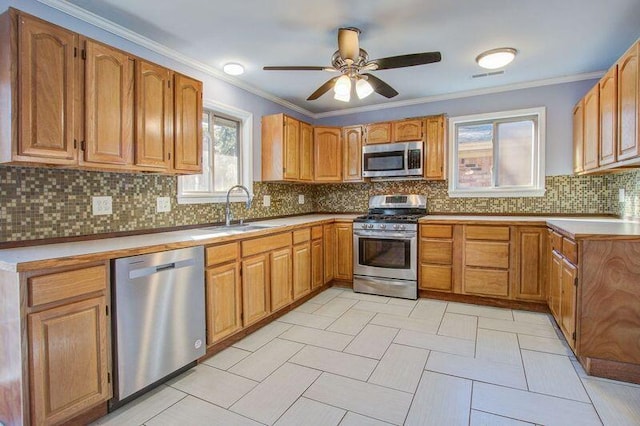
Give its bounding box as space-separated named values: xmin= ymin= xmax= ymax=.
xmin=198 ymin=223 xmax=276 ymax=233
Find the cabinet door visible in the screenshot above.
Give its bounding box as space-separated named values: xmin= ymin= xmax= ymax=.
xmin=560 ymin=259 xmax=577 ymax=350
xmin=335 ymin=223 xmax=353 ymax=280
xmin=17 ymin=14 xmax=78 ymax=164
xmin=342 ymin=126 xmax=362 ymax=182
xmin=270 ymin=247 xmax=293 ymax=312
xmin=135 ymin=60 xmax=173 ymax=171
xmin=583 ymin=85 xmax=600 ymax=170
xmin=425 ymin=115 xmax=446 ymax=179
xmin=323 ymin=224 xmax=335 ymax=283
xmin=393 ymin=119 xmax=422 ymax=141
xmin=573 ymin=101 xmax=584 ymax=173
xmin=314 ymin=127 xmax=342 ymax=182
xmin=549 ymin=250 xmax=562 ymax=320
xmin=173 ymin=73 xmax=203 ymax=173
xmin=206 ymin=262 xmax=242 ymax=345
xmin=311 ymin=238 xmax=324 ymax=289
xmin=29 ymin=296 xmax=110 ymax=425
xmin=365 ymin=122 xmax=393 ymax=144
xmin=242 ymin=254 xmax=270 ymax=327
xmin=618 ymin=42 xmax=639 ymax=161
xmin=284 ymin=116 xmax=300 ymax=180
xmin=599 ymin=66 xmax=618 ymax=166
xmin=83 ymin=39 xmax=134 ymax=166
xmin=293 ymin=243 xmax=311 ymax=300
xmin=299 ymin=122 xmax=313 ymax=181
xmin=515 ymin=227 xmax=547 ymax=301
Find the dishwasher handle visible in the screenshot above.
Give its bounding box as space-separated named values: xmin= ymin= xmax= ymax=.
xmin=128 ymin=257 xmax=197 ymax=280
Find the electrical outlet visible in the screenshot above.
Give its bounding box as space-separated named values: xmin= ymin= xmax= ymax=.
xmin=263 ymin=195 xmax=271 ymax=207
xmin=157 ymin=197 xmax=171 ymax=213
xmin=619 ymin=188 xmax=626 ymax=202
xmin=92 ymin=196 xmax=112 ymax=215
xmin=298 ymin=194 xmax=305 ymax=204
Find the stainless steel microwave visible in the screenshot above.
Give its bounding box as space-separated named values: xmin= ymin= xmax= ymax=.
xmin=362 ymin=141 xmax=423 ymax=178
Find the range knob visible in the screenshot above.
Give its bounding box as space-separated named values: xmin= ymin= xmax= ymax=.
xmin=379 ymin=224 xmax=386 ymax=229
xmin=400 ymin=225 xmax=406 ymax=230
xmin=366 ymin=224 xmax=373 ymax=229
xmin=393 ymin=224 xmax=400 ymax=230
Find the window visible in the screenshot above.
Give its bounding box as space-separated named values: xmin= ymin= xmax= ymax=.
xmin=178 ymin=100 xmax=253 ymax=203
xmin=448 ymin=107 xmax=545 ymax=197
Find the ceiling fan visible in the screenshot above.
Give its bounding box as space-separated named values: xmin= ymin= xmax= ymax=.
xmin=263 ymin=27 xmax=441 ymax=102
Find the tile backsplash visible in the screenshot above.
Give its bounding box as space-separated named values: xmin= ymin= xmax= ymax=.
xmin=0 ymin=165 xmax=637 ymax=243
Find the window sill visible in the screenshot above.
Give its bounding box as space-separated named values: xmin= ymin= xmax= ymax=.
xmin=448 ymin=188 xmax=546 ymax=198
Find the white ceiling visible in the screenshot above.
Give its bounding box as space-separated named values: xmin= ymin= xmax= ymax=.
xmin=62 ymin=0 xmax=640 ymax=115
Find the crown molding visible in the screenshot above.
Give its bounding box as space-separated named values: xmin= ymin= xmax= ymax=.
xmin=35 ymin=0 xmax=316 ymax=119
xmin=313 ymin=71 xmax=605 ymax=119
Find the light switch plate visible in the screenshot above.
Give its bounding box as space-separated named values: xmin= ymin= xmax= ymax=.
xmin=619 ymin=188 xmax=626 ymax=202
xmin=298 ymin=194 xmax=305 ymax=204
xmin=263 ymin=195 xmax=271 ymax=207
xmin=157 ymin=197 xmax=171 ymax=213
xmin=92 ymin=196 xmax=112 ymax=215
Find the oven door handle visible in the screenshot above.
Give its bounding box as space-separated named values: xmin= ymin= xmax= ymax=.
xmin=354 ymin=231 xmax=416 ymax=239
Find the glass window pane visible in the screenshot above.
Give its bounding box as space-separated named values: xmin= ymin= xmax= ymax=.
xmin=213 ymin=115 xmax=240 ymax=192
xmin=497 ymin=120 xmax=534 ymax=187
xmin=180 ymin=114 xmax=212 ymax=193
xmin=457 ymin=123 xmax=493 ymax=188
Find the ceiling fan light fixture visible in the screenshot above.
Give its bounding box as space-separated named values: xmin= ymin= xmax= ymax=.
xmin=223 ymin=62 xmax=245 ymax=75
xmin=334 ymin=91 xmax=350 ymax=102
xmin=333 ymin=75 xmax=352 ymax=96
xmin=476 ymin=48 xmax=517 ymax=69
xmin=356 ymin=78 xmax=374 ymax=99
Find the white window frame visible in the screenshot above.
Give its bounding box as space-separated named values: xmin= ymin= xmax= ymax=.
xmin=177 ymin=99 xmax=253 ymax=204
xmin=448 ymin=107 xmax=546 ymax=198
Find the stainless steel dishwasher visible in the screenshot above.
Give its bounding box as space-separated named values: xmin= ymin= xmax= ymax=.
xmin=111 ymin=246 xmax=205 ymax=408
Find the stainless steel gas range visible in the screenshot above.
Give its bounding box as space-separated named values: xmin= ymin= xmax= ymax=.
xmin=353 ymin=194 xmax=427 ymax=300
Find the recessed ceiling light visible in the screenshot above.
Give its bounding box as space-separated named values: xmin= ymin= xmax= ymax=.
xmin=223 ymin=63 xmax=244 ymax=75
xmin=476 ymin=48 xmax=517 ymax=69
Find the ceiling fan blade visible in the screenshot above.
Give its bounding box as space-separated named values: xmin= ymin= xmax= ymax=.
xmin=263 ymin=66 xmax=335 ymax=71
xmin=371 ymin=52 xmax=442 ymax=70
xmin=362 ymin=73 xmax=398 ymax=98
xmin=307 ymin=76 xmax=341 ymax=100
xmin=338 ymin=27 xmax=360 ymax=61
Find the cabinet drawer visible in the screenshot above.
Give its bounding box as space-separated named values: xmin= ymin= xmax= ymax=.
xmin=206 ymin=242 xmax=239 ymax=267
xmin=29 ymin=265 xmax=107 ymax=307
xmin=293 ymin=228 xmax=311 ymax=244
xmin=420 ymin=240 xmax=452 ymax=264
xmin=562 ymin=238 xmax=578 ymax=264
xmin=311 ymin=225 xmax=323 ymax=239
xmin=242 ymin=232 xmax=292 ymax=257
xmin=466 ymin=226 xmax=510 ymax=241
xmin=464 ymin=268 xmax=509 ymax=297
xmin=550 ymin=231 xmax=563 ymax=252
xmin=465 ymin=241 xmax=509 ymax=269
xmin=420 ymin=264 xmax=452 ymax=291
xmin=420 ymin=224 xmax=452 ymax=239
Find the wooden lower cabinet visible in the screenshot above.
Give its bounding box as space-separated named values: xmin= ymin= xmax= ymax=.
xmin=419 ymin=224 xmax=454 ymax=292
xmin=311 ymin=238 xmax=324 ymax=289
xmin=270 ymin=247 xmax=293 ymax=311
xmin=241 ymin=254 xmax=270 ymax=327
xmin=29 ymin=295 xmax=111 ymax=425
xmin=293 ymin=242 xmax=311 ymax=300
xmin=323 ymin=224 xmax=335 ymax=283
xmin=514 ymin=227 xmax=547 ymax=301
xmin=334 ymin=223 xmax=353 ymax=280
xmin=549 ymin=250 xmax=563 ymax=319
xmin=205 ymin=262 xmax=242 ymax=345
xmin=560 ymin=259 xmax=577 ymax=349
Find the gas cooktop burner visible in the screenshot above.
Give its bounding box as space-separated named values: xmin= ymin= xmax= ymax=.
xmin=354 ymin=213 xmax=427 ymax=224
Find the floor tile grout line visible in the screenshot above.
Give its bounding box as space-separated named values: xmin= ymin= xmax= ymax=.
xmin=516 ymin=333 xmax=531 ymax=393
xmin=180 ymin=391 xmax=270 ymax=425
xmin=267 ymin=368 xmax=327 ymax=426
xmin=472 ymin=378 xmax=605 ymax=406
xmin=120 ymin=387 xmax=189 ymax=426
xmin=363 ymin=327 xmax=401 ymax=383
xmin=401 ymin=368 xmax=428 ymax=425
xmin=472 ymin=407 xmax=540 ymax=425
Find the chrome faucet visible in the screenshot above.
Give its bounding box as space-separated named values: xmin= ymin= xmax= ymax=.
xmin=225 ymin=185 xmax=252 ymax=226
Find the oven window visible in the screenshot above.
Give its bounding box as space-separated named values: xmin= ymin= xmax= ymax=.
xmin=364 ymin=152 xmax=404 ymax=171
xmin=359 ymin=238 xmax=410 ymax=269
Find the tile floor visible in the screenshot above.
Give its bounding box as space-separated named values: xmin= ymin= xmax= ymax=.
xmin=94 ymin=288 xmax=640 ymax=426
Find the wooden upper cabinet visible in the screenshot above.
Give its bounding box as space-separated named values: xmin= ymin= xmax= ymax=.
xmin=573 ymin=100 xmax=584 ymax=174
xmin=617 ymin=42 xmax=639 ymax=161
xmin=299 ymin=122 xmax=313 ymax=181
xmin=342 ymin=125 xmax=362 ymax=182
xmin=29 ymin=296 xmax=111 ymax=425
xmin=599 ymin=66 xmax=618 ymax=166
xmin=17 ymin=13 xmax=78 ymax=164
xmin=365 ymin=122 xmax=393 ymax=144
xmin=173 ymin=73 xmax=203 ymax=173
xmin=135 ymin=60 xmax=173 ymax=171
xmin=583 ymin=85 xmax=600 ymax=171
xmin=394 ymin=119 xmax=423 ymax=141
xmin=81 ymin=39 xmax=134 ymax=167
xmin=314 ymin=126 xmax=342 ymax=182
xmin=283 ymin=116 xmax=300 ymax=179
xmin=424 ymin=115 xmax=446 ymax=180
